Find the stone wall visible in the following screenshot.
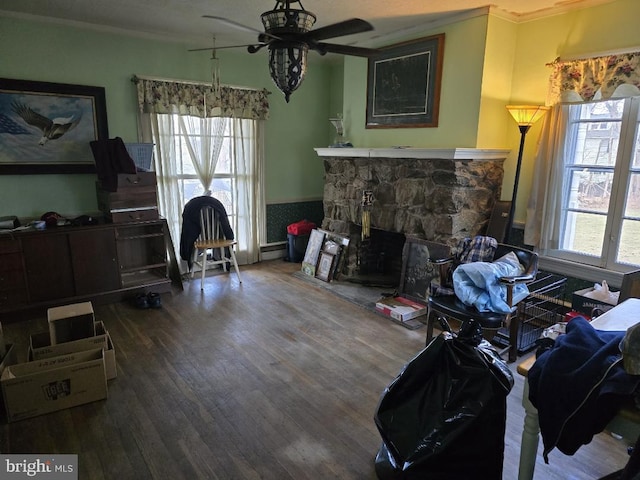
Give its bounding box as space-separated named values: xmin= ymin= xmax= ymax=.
xmin=321 ymin=155 xmax=505 ymax=245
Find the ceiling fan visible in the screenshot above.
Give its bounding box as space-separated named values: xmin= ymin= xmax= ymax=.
xmin=200 ymin=0 xmax=381 ymax=102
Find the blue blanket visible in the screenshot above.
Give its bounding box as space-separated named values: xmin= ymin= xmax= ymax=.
xmin=452 ymin=252 xmax=529 ymax=314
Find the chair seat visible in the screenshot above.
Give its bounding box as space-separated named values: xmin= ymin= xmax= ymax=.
xmin=194 ymin=239 xmax=236 ymax=249
xmin=428 ymin=295 xmax=506 ymax=329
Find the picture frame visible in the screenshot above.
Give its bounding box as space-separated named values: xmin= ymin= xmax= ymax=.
xmin=366 ymin=34 xmax=445 ymax=129
xmin=0 ymin=78 xmax=109 ymax=174
xmin=301 ymin=229 xmax=325 ymax=277
xmin=398 ymin=237 xmax=450 ymax=304
xmin=315 ymin=251 xmax=336 ymax=282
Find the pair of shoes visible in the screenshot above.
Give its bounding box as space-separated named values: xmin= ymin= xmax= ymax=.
xmin=134 ymin=292 xmax=162 ymax=309
xmin=147 ymin=292 xmax=162 ymax=309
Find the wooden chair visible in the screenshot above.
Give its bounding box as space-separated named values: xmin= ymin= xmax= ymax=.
xmin=191 ymin=205 xmax=242 ymax=290
xmin=426 ymin=242 xmax=538 ymax=362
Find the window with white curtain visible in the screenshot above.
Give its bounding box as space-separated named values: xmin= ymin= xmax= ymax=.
xmin=163 ymin=114 xmax=236 ymax=224
xmin=544 ymin=97 xmax=640 ymax=270
xmin=150 ymin=113 xmax=263 ymax=271
xmin=134 ymin=76 xmax=269 ymax=272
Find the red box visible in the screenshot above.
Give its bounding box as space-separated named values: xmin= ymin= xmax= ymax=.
xmin=287 ymin=220 xmax=316 ymax=236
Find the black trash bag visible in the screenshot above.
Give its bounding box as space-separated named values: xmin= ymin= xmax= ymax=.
xmin=374 ymin=319 xmax=514 ymax=480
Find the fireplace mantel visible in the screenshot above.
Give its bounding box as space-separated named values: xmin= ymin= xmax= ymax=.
xmin=314 ymin=147 xmax=510 ymax=160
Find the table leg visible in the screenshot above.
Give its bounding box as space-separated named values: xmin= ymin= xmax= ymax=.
xmin=518 ymin=379 xmax=540 ymax=480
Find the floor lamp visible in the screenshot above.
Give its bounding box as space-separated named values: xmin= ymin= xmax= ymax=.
xmin=504 ymin=105 xmax=550 ymax=244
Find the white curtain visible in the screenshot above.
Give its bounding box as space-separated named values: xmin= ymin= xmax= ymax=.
xmin=232 ymin=117 xmax=263 ymax=265
xmin=524 ymin=104 xmax=569 ymax=249
xmin=178 ymin=115 xmax=227 ymax=194
xmin=134 ymin=76 xmax=269 ymax=272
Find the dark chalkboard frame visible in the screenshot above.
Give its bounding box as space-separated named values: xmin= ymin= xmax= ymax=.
xmin=399 ymin=237 xmax=450 ymax=304
xmin=365 ymin=34 xmax=445 ymax=129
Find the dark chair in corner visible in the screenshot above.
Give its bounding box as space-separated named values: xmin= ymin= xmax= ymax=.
xmin=426 ymin=242 xmax=538 ymax=362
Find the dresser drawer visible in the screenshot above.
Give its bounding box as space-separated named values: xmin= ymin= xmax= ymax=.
xmin=0 ymin=288 xmax=28 ymax=307
xmin=0 ymin=238 xmax=21 ymax=254
xmin=114 ymin=172 xmax=157 ymax=188
xmin=108 ymin=208 xmax=159 ymax=223
xmin=97 ymin=185 xmax=158 ymax=210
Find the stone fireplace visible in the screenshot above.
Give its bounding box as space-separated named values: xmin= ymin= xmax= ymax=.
xmin=315 ymin=148 xmax=509 ymax=282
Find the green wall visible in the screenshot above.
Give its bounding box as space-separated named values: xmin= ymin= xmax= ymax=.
xmin=0 ymin=16 xmax=330 ymax=220
xmin=342 ymin=15 xmax=488 ymax=149
xmin=4 ymin=0 xmax=640 ymax=233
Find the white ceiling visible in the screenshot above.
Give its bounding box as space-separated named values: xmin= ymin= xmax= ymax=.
xmin=0 ymin=0 xmax=616 ymax=50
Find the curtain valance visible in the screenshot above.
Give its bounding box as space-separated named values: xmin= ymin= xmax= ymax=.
xmin=547 ymin=52 xmax=640 ymax=105
xmin=134 ymin=77 xmax=269 ymax=120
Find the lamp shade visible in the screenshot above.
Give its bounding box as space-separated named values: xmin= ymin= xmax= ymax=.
xmin=268 ymin=44 xmax=308 ymax=102
xmin=506 ymin=105 xmax=550 ymax=126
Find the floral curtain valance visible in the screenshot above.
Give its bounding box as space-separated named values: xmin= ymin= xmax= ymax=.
xmin=134 ymin=77 xmax=269 ymax=120
xmin=547 ymin=52 xmax=640 ymax=105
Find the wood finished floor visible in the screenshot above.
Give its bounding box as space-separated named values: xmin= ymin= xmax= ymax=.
xmin=0 ymin=260 xmax=633 ymax=479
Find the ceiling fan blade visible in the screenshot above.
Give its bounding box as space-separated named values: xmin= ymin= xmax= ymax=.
xmin=303 ymin=18 xmax=373 ymax=42
xmin=202 ymin=15 xmax=281 ymax=40
xmin=188 ymin=43 xmax=265 ymax=52
xmin=313 ymin=42 xmax=381 ymax=58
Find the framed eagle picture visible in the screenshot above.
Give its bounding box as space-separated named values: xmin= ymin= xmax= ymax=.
xmin=0 ymin=78 xmax=109 ymax=174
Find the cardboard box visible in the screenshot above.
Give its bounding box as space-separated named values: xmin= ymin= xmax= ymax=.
xmin=572 ymin=287 xmax=618 ymax=317
xmin=1 ymin=348 xmax=107 ymax=423
xmin=376 ymin=296 xmax=427 ymax=322
xmin=29 ymin=321 xmax=116 ymax=380
xmin=0 ymin=344 xmax=16 ymax=421
xmin=48 ymin=302 xmax=96 ymax=345
xmin=0 ymin=344 xmax=16 ymax=376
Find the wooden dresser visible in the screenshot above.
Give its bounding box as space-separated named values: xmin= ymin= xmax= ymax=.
xmin=0 ymin=218 xmax=180 ymax=321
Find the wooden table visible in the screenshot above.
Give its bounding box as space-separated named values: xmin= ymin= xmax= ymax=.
xmin=517 ymin=298 xmax=640 ymax=480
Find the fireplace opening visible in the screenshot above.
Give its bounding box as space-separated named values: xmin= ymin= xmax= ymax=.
xmin=342 ymin=227 xmax=406 ymax=287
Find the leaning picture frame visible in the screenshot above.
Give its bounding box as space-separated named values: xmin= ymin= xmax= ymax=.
xmin=315 ymin=251 xmax=336 ymax=282
xmin=301 ymin=229 xmax=326 ymax=277
xmin=0 ymin=78 xmax=109 ymax=174
xmin=366 ymin=34 xmax=445 ymax=129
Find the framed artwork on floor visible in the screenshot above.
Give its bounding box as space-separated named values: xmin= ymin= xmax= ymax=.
xmin=315 ymin=252 xmax=336 ymax=282
xmin=301 ymin=229 xmax=325 ymax=277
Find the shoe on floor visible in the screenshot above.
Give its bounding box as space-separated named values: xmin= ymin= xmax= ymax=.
xmin=147 ymin=292 xmax=162 ymax=308
xmin=134 ymin=293 xmax=149 ymax=309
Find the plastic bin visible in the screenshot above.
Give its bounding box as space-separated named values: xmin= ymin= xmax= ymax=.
xmin=125 ymin=143 xmax=154 ymax=170
xmin=286 ymin=233 xmax=310 ymax=263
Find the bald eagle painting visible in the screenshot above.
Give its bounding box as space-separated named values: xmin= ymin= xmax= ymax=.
xmin=0 ymin=79 xmax=106 ymax=170
xmin=11 ymin=101 xmax=83 ymax=146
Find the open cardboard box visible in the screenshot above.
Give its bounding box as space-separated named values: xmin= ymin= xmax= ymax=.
xmin=572 ymin=287 xmax=618 ymax=317
xmin=29 ymin=321 xmax=116 ymax=380
xmin=47 ymin=301 xmax=95 ymax=344
xmin=1 ymin=348 xmax=107 ymax=423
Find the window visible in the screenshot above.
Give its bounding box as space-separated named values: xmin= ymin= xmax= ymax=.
xmin=161 ymin=114 xmax=235 ymax=225
xmin=547 ymin=97 xmax=640 ymax=271
xmin=148 ymin=113 xmax=263 ymax=270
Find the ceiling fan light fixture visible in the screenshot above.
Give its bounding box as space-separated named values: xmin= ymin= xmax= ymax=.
xmin=268 ymin=43 xmax=308 ymax=103
xmin=261 ymin=1 xmax=316 ymax=33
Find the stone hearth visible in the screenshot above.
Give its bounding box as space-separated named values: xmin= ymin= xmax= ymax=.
xmin=315 ymin=148 xmax=509 ymax=279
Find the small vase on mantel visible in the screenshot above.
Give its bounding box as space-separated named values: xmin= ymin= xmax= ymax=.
xmin=329 ymin=114 xmax=352 ymax=148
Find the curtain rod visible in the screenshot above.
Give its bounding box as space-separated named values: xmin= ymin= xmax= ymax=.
xmin=556 ymin=45 xmax=640 ymax=62
xmin=131 ymin=74 xmax=270 ymax=94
